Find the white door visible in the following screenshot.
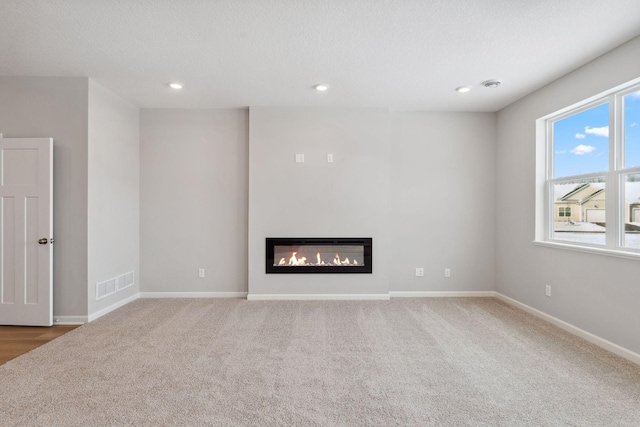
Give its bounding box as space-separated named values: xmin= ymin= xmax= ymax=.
xmin=0 ymin=137 xmax=53 ymax=326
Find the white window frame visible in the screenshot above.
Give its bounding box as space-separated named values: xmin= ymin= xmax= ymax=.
xmin=535 ymin=77 xmax=640 ymax=260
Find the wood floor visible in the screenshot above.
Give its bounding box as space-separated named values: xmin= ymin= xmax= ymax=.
xmin=0 ymin=325 xmax=79 ymax=365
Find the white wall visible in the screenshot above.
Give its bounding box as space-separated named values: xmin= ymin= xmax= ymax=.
xmin=248 ymin=107 xmax=391 ymax=296
xmin=0 ymin=77 xmax=89 ymax=318
xmin=87 ymin=80 xmax=140 ymax=315
xmin=389 ymin=112 xmax=496 ymax=292
xmin=139 ymin=109 xmax=249 ymax=293
xmin=139 ymin=107 xmax=496 ymax=297
xmin=496 ymin=36 xmax=640 ymax=354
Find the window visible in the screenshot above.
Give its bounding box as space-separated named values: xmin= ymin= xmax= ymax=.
xmin=536 ymin=78 xmax=640 ymax=256
xmin=558 ymin=207 xmax=571 ymax=217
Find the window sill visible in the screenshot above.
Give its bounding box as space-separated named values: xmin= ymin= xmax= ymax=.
xmin=533 ymin=240 xmax=640 ymax=261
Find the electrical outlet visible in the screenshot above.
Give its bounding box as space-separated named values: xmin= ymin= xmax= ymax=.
xmin=444 ymin=268 xmax=451 ymax=278
xmin=545 ymin=285 xmax=551 ymax=297
xmin=199 ymin=268 xmax=205 ymax=278
xmin=415 ymin=268 xmax=424 ymax=277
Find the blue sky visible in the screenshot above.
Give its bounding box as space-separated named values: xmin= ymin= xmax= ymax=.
xmin=553 ymin=91 xmax=640 ymax=178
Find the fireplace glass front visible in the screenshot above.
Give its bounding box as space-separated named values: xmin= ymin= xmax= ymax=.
xmin=266 ymin=238 xmax=372 ymax=274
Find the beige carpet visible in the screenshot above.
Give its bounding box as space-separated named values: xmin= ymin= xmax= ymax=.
xmin=1 ymin=298 xmax=639 ymax=426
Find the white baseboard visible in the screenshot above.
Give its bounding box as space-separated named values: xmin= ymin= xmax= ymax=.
xmin=389 ymin=291 xmax=496 ymax=298
xmin=87 ymin=293 xmax=140 ymax=322
xmin=495 ymin=292 xmax=640 ymax=366
xmin=139 ymin=292 xmax=248 ymax=299
xmin=247 ymin=293 xmax=390 ymax=301
xmin=53 ymin=315 xmax=88 ymax=325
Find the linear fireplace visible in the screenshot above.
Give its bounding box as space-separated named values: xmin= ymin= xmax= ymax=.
xmin=266 ymin=238 xmax=372 ymax=274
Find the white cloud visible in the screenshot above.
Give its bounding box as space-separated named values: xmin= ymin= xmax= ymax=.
xmin=575 ymin=133 xmax=586 ymax=139
xmin=555 ymin=150 xmax=567 ymax=154
xmin=584 ymin=126 xmax=609 ymax=137
xmin=571 ymin=144 xmax=596 ymax=155
xmin=631 ymin=122 xmax=639 ymax=128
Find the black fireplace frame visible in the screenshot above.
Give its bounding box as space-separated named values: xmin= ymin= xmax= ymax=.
xmin=266 ymin=237 xmax=372 ymax=274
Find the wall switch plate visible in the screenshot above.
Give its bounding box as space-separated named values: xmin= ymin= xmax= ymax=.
xmin=444 ymin=268 xmax=451 ymax=278
xmin=295 ymin=154 xmax=304 ymax=163
xmin=327 ymin=153 xmax=333 ymax=163
xmin=415 ymin=268 xmax=424 ymax=277
xmin=199 ymin=268 xmax=205 ymax=278
xmin=545 ymin=285 xmax=551 ymax=297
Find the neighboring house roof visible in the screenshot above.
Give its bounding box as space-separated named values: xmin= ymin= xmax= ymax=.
xmin=554 ymin=183 xmax=582 ymax=201
xmin=557 ymin=182 xmax=605 ymax=204
xmin=555 ymin=181 xmax=640 ymax=204
xmin=582 ymin=189 xmax=605 ymax=203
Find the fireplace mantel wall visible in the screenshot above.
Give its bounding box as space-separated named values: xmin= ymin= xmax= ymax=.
xmin=248 ymin=107 xmax=391 ymax=296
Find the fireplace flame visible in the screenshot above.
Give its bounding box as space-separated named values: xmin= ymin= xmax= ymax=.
xmin=276 ymin=251 xmax=361 ymax=267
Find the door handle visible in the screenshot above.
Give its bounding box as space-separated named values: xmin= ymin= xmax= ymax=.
xmin=38 ymin=238 xmax=48 ymax=244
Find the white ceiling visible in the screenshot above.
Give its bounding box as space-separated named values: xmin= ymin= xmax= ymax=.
xmin=2 ymin=0 xmax=640 ymax=112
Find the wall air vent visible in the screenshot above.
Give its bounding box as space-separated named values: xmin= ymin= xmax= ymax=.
xmin=96 ymin=271 xmax=135 ymax=300
xmin=96 ymin=281 xmax=107 ymax=299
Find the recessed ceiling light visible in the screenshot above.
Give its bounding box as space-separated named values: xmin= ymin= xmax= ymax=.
xmin=456 ymin=86 xmax=471 ymax=93
xmin=482 ymin=80 xmax=501 ymax=88
xmin=169 ymin=82 xmax=183 ymax=89
xmin=314 ymin=84 xmax=329 ymax=91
